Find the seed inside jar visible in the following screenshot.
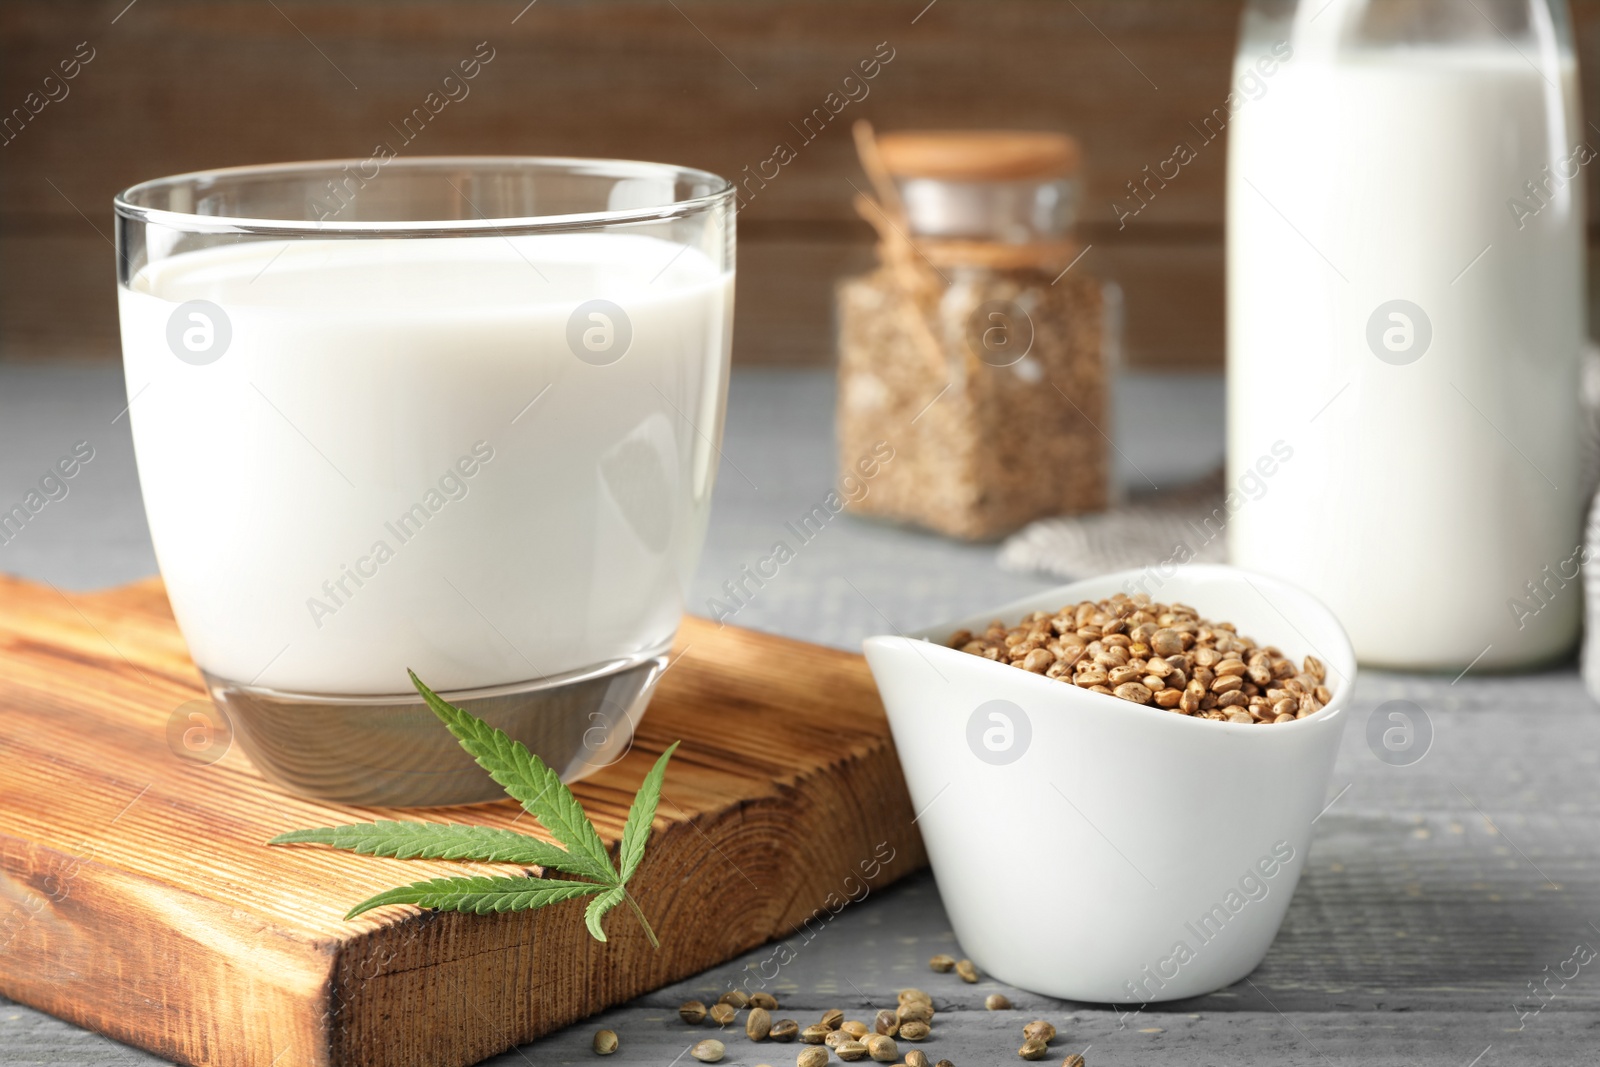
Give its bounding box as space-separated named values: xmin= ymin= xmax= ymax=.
xmin=948 ymin=593 xmax=1331 ymax=725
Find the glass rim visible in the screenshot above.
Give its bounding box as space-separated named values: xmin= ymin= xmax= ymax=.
xmin=114 ymin=155 xmax=735 ymax=238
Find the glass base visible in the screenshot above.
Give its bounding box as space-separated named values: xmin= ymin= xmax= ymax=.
xmin=204 ymin=647 xmax=670 ymax=808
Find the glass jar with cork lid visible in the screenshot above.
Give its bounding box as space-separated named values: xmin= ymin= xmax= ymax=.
xmin=836 ymin=123 xmax=1116 ymax=541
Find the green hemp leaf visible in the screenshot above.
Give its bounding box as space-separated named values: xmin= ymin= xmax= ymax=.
xmin=271 ymin=670 xmax=678 ymax=947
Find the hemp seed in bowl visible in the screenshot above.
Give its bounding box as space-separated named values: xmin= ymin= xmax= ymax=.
xmin=946 ymin=592 xmax=1331 ymax=724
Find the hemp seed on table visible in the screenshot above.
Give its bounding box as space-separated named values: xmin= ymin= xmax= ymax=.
xmin=947 ymin=592 xmax=1332 ymax=724
xmin=653 ymin=972 xmax=1087 ymax=1067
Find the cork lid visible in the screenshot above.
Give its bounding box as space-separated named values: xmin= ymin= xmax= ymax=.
xmin=874 ymin=130 xmax=1081 ymax=182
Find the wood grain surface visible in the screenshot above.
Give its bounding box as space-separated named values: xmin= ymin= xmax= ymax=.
xmin=4 ymin=368 xmax=1600 ymax=1064
xmin=13 ymin=0 xmax=1600 ymax=367
xmin=11 ymin=0 xmax=1600 ymax=368
xmin=0 ymin=575 xmax=926 ymax=1067
xmin=0 ymin=0 xmax=1512 ymax=368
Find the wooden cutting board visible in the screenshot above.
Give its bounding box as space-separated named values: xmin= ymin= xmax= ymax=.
xmin=0 ymin=575 xmax=926 ymax=1067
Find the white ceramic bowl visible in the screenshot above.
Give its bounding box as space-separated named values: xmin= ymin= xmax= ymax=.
xmin=863 ymin=565 xmax=1354 ymax=1003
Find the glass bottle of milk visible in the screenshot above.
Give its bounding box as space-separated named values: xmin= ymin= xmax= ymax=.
xmin=1227 ymin=0 xmax=1586 ymax=670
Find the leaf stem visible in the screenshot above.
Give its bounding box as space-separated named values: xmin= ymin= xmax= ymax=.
xmin=623 ymin=889 xmax=660 ymax=950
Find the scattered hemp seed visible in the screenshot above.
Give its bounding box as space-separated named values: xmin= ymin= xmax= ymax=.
xmin=935 ymin=1061 xmax=955 ymax=1067
xmin=900 ymin=988 xmax=933 ymax=1005
xmin=747 ymin=1007 xmax=773 ymax=1041
xmin=821 ymin=1009 xmax=846 ymax=1030
xmin=751 ymin=992 xmax=780 ymax=1010
xmin=1063 ymin=1055 xmax=1086 ymax=1067
xmin=691 ymin=1039 xmax=725 ymax=1063
xmin=825 ymin=1031 xmax=855 ymax=1052
xmin=798 ymin=1049 xmax=830 ymax=1067
xmin=898 ymin=1002 xmax=934 ymax=1024
xmin=592 ymin=1029 xmax=618 ymax=1055
xmin=1022 ymin=1020 xmax=1056 ymax=1044
xmin=841 ymin=1020 xmax=870 ymax=1039
xmin=771 ymin=1019 xmax=799 ymax=1042
xmin=866 ymin=1035 xmax=898 ymax=1062
xmin=874 ymin=1008 xmax=899 ymax=1036
xmin=837 ymin=1040 xmax=870 ymax=1062
xmin=947 ymin=593 xmax=1332 ymax=724
xmin=680 ymin=1001 xmax=708 ymax=1025
xmin=709 ymin=1003 xmax=736 ymax=1027
xmin=800 ymin=1024 xmax=831 ymax=1044
xmin=899 ymin=1020 xmax=931 ymax=1041
xmin=955 ymin=959 xmax=979 ymax=984
xmin=904 ymin=1052 xmax=931 ymax=1067
xmin=721 ymin=991 xmax=751 ymax=1009
xmin=1018 ymin=1037 xmax=1048 ymax=1060
xmin=929 ymin=954 xmax=956 ymax=973
xmin=985 ymin=993 xmax=1012 ymax=1010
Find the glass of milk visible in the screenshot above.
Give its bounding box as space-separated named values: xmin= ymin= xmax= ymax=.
xmin=1227 ymin=0 xmax=1586 ymax=670
xmin=115 ymin=158 xmax=735 ymax=805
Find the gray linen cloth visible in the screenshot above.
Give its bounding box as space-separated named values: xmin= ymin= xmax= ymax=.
xmin=997 ymin=470 xmax=1228 ymax=580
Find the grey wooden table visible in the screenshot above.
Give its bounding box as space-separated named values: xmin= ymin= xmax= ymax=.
xmin=3 ymin=365 xmax=1597 ymax=1066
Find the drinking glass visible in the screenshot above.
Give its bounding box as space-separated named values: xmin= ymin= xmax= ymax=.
xmin=115 ymin=157 xmax=735 ymax=805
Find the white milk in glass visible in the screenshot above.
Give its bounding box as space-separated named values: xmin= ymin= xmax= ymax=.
xmin=1228 ymin=30 xmax=1585 ymax=669
xmin=119 ymin=234 xmax=732 ymax=694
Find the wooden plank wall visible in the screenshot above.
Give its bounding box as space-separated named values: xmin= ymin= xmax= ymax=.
xmin=3 ymin=0 xmax=1600 ymax=367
